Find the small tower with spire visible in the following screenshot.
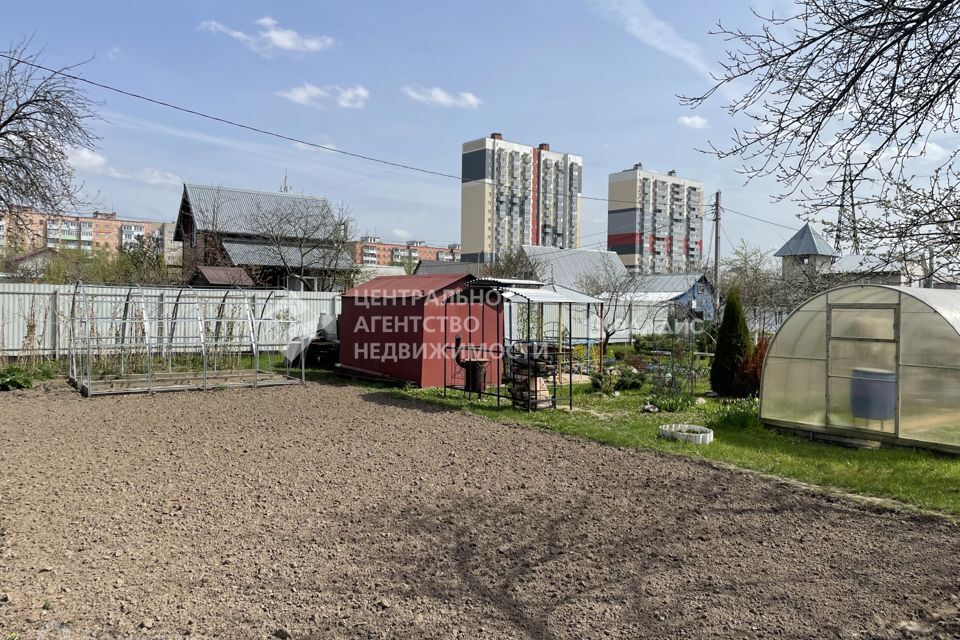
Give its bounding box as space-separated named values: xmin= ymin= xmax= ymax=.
xmin=774 ymin=222 xmax=839 ymax=282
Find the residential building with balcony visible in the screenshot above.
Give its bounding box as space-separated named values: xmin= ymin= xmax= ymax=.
xmin=353 ymin=235 xmax=462 ymax=267
xmin=0 ymin=209 xmax=166 ymax=257
xmin=461 ymin=133 xmax=582 ymax=264
xmin=607 ymin=164 xmax=704 ymax=274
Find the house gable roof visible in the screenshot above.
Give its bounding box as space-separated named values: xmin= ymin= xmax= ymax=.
xmin=522 ymin=245 xmax=628 ymax=290
xmin=176 ymin=183 xmax=336 ymax=241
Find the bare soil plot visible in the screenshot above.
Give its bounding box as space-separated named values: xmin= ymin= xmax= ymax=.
xmin=1 ymin=382 xmax=959 ymax=639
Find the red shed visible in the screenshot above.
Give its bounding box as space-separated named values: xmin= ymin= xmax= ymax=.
xmin=338 ymin=274 xmax=503 ymax=388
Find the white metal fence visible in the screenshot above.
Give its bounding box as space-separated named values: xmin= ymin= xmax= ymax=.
xmin=0 ymin=282 xmax=341 ymax=359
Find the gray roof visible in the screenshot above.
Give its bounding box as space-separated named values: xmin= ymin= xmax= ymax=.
xmin=639 ymin=273 xmax=709 ymax=294
xmin=180 ymin=184 xmax=335 ymax=239
xmin=413 ymin=259 xmax=477 ymax=276
xmin=774 ymin=223 xmax=839 ymax=258
xmin=522 ymin=245 xmax=628 ymax=290
xmin=830 ymin=255 xmax=902 ymax=274
xmin=222 ymin=239 xmax=355 ymax=270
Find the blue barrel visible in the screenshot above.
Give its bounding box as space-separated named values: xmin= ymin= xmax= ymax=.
xmin=850 ymin=368 xmax=896 ymax=421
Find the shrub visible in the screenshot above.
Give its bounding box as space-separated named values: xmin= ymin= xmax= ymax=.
xmin=647 ymin=392 xmax=694 ymax=412
xmin=0 ymin=366 xmax=36 ymax=390
xmin=590 ymin=363 xmax=646 ymax=393
xmin=704 ymin=397 xmax=760 ymax=429
xmin=732 ymin=337 xmax=768 ymax=398
xmin=615 ymin=364 xmax=645 ymax=390
xmin=589 ymin=370 xmax=616 ymax=394
xmin=710 ymin=288 xmax=752 ymax=397
xmin=0 ymin=362 xmax=57 ymax=391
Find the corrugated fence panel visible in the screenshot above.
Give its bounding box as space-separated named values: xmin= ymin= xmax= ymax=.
xmin=0 ymin=283 xmax=342 ymax=358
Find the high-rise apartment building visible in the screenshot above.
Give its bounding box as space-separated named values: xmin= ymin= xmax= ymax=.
xmin=607 ymin=163 xmax=704 ymax=274
xmin=461 ymin=133 xmax=582 ymax=263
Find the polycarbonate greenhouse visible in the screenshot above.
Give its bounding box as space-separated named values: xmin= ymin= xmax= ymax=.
xmin=761 ymin=285 xmax=960 ymax=453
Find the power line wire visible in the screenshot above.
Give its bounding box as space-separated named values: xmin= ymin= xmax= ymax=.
xmin=720 ymin=205 xmax=798 ymax=231
xmin=2 ymin=52 xmax=787 ymax=226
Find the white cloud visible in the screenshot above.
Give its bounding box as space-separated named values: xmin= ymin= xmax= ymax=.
xmin=277 ymin=83 xmax=369 ymax=109
xmin=293 ymin=141 xmax=337 ymax=153
xmin=585 ymin=0 xmax=715 ymax=81
xmin=276 ymin=83 xmax=329 ymax=107
xmin=67 ymin=147 xmax=180 ymax=187
xmin=678 ymin=115 xmax=709 ymax=129
xmin=106 ymin=47 xmax=121 ymax=61
xmin=199 ymin=16 xmax=333 ymax=56
xmin=402 ymin=86 xmax=482 ymax=110
xmin=336 ymin=85 xmax=369 ymax=109
xmin=391 ymin=228 xmax=413 ymax=240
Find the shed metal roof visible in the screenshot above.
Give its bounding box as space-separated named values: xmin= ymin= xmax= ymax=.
xmin=774 ymin=223 xmax=839 ymax=258
xmin=522 ymin=245 xmax=628 ymax=289
xmin=503 ymin=284 xmax=603 ymax=305
xmin=180 ymin=184 xmax=337 ymax=239
xmin=638 ymin=273 xmax=709 ymax=293
xmin=196 ymin=266 xmax=254 ymax=287
xmin=222 ymin=239 xmax=355 ymax=270
xmin=830 ymin=255 xmax=902 ymax=274
xmin=342 ymin=274 xmax=473 ymax=299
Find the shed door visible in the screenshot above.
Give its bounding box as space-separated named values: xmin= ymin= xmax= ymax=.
xmin=826 ymin=304 xmax=899 ymax=433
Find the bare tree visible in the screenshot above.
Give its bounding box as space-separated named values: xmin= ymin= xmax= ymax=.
xmin=249 ymin=196 xmax=358 ymax=291
xmin=721 ymin=241 xmax=795 ymax=335
xmin=482 ymin=246 xmax=543 ymax=281
xmin=0 ymin=39 xmax=98 ymax=231
xmin=685 ymin=1 xmax=960 ymax=272
xmin=576 ymin=262 xmax=647 ymax=354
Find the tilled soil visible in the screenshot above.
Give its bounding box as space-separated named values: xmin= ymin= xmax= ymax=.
xmin=1 ymin=382 xmax=959 ymax=640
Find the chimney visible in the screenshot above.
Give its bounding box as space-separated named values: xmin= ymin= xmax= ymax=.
xmin=538 ymin=143 xmax=550 ymax=151
xmin=490 ymin=132 xmax=502 ymax=140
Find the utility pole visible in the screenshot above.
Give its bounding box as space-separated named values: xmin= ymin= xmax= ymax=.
xmin=713 ymin=190 xmax=721 ymax=312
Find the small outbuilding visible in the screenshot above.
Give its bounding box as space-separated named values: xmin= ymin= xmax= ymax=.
xmin=338 ymin=274 xmax=502 ymax=388
xmin=761 ymin=284 xmax=960 ymax=452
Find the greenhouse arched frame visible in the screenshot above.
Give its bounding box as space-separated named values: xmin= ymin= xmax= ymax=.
xmin=67 ymin=282 xmax=306 ymax=396
xmin=760 ymin=285 xmax=960 ymax=453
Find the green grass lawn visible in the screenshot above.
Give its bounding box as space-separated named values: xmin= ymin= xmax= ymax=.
xmin=307 ymin=370 xmax=960 ymax=517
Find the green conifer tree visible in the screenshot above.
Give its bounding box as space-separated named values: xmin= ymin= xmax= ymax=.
xmin=710 ymin=287 xmax=753 ymax=397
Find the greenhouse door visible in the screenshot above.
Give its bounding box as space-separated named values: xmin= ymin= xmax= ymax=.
xmin=826 ymin=304 xmax=899 ymax=434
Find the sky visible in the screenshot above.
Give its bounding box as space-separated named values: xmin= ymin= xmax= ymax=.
xmin=2 ymin=0 xmax=808 ymax=257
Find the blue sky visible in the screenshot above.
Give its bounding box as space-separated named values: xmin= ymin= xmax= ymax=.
xmin=3 ymin=0 xmax=806 ymax=255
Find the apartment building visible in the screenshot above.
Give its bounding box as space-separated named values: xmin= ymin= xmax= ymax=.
xmin=0 ymin=210 xmax=181 ymax=265
xmin=461 ymin=133 xmax=582 ymax=263
xmin=354 ymin=236 xmax=461 ymax=267
xmin=607 ymin=163 xmax=704 ymax=274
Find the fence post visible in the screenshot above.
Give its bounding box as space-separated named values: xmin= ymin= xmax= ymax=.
xmin=51 ymin=289 xmax=59 ymax=360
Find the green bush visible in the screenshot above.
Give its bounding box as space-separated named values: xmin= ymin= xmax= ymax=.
xmin=590 ymin=363 xmax=646 ymax=393
xmin=711 ymin=287 xmax=752 ymax=397
xmin=647 ymin=392 xmax=694 ymax=412
xmin=0 ymin=366 xmax=36 ymax=390
xmin=0 ymin=363 xmax=57 ymax=391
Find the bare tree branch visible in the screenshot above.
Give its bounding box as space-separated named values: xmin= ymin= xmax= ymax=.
xmin=0 ymin=38 xmax=98 ymax=232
